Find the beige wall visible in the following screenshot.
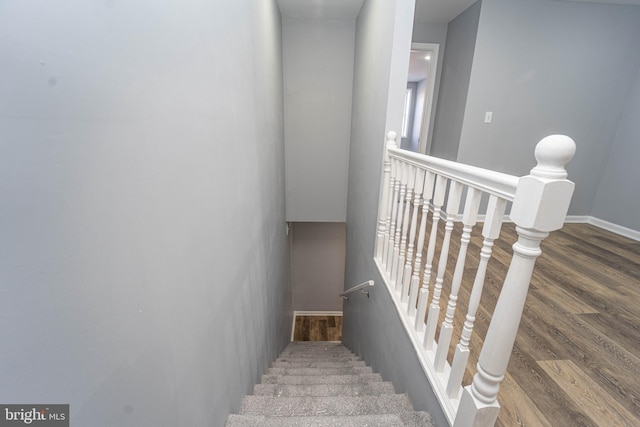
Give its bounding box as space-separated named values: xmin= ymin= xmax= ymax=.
xmin=291 ymin=223 xmax=346 ymax=312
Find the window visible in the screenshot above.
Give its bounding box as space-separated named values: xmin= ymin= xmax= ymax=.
xmin=402 ymin=88 xmax=412 ymax=138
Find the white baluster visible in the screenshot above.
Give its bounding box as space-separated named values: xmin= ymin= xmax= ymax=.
xmin=401 ymin=168 xmax=425 ymax=302
xmin=382 ymin=159 xmax=396 ymax=266
xmin=434 ymin=187 xmax=482 ymax=371
xmin=424 ymin=180 xmax=463 ymax=350
xmin=408 ymin=171 xmax=435 ymax=316
xmin=391 ymin=162 xmax=408 ymax=286
xmin=415 ymin=175 xmax=447 ymax=332
xmin=455 ymin=135 xmax=576 ymax=427
xmin=396 ymin=164 xmax=416 ymax=291
xmin=377 ymin=131 xmax=398 ymax=261
xmin=385 ymin=158 xmax=401 ymax=272
xmin=447 ymin=195 xmax=506 ymax=399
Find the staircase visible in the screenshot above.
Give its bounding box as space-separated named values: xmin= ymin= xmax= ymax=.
xmin=226 ymin=342 xmax=434 ymax=426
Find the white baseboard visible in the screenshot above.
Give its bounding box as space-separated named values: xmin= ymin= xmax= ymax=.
xmin=564 ymin=215 xmax=590 ymax=223
xmin=583 ymin=216 xmax=640 ymax=242
xmin=291 ymin=311 xmax=344 ymax=341
xmin=512 ymin=214 xmax=639 ymax=241
xmin=293 ymin=310 xmax=343 ymax=316
xmin=446 ymin=210 xmax=639 ymax=242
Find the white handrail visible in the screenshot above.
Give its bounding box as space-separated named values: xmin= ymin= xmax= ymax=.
xmin=387 ymin=147 xmax=519 ymax=201
xmin=339 ymin=280 xmax=374 ymax=300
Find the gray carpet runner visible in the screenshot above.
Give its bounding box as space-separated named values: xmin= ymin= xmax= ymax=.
xmin=226 ymin=342 xmax=434 ymax=426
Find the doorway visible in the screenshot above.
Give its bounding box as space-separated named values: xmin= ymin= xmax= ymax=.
xmin=402 ymin=43 xmax=439 ymax=154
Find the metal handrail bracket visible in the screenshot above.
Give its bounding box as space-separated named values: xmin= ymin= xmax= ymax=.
xmin=339 ymin=280 xmax=374 ymax=301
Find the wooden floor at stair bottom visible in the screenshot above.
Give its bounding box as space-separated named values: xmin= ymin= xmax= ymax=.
xmin=419 ymin=222 xmax=640 ymax=427
xmin=293 ymin=315 xmax=342 ymax=341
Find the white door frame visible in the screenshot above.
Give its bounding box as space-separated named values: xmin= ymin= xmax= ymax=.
xmin=411 ymin=42 xmax=439 ymax=154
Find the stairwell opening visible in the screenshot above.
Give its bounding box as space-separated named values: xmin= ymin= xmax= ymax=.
xmin=289 ymin=222 xmax=347 ymax=342
xmin=291 ymin=313 xmax=343 ymax=342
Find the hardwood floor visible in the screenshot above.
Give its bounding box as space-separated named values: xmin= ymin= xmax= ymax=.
xmin=422 ymin=221 xmax=640 ymax=426
xmin=293 ymin=315 xmax=343 ymax=341
xmin=289 ymin=222 xmax=639 ymax=425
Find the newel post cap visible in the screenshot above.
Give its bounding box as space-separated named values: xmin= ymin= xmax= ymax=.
xmin=531 ymin=134 xmax=576 ymax=179
xmin=511 ymin=135 xmax=577 ymax=232
xmin=386 ymin=131 xmax=398 ymax=148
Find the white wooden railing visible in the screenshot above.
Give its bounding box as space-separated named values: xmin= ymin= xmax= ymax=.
xmin=374 ymin=131 xmax=576 ymax=426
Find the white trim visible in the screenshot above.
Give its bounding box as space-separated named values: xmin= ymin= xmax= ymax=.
xmin=564 ymin=215 xmax=589 ymax=223
xmin=290 ymin=311 xmax=344 ymax=342
xmin=586 ymin=216 xmax=640 ymax=241
xmin=412 ymin=43 xmax=440 ymax=155
xmin=427 ymin=209 xmax=639 ymax=242
xmin=402 ymin=87 xmax=413 ymax=138
xmin=294 ymin=310 xmax=344 ymax=316
xmin=564 ymin=215 xmax=640 ymax=241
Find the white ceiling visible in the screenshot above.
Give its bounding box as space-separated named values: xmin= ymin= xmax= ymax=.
xmin=277 ymin=0 xmax=473 ymax=23
xmin=277 ymin=0 xmax=640 ymax=23
xmin=276 ymin=0 xmax=364 ymax=19
xmin=413 ymin=0 xmax=477 ymax=24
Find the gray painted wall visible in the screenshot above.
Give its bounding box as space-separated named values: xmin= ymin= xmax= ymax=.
xmin=412 ymin=22 xmax=448 ymax=48
xmin=457 ymin=0 xmax=640 ymax=216
xmin=429 ymin=1 xmax=482 ymax=160
xmin=291 ymin=223 xmax=346 ymax=312
xmin=283 ymin=18 xmax=355 ymax=222
xmin=592 ymin=65 xmax=640 ymax=231
xmin=412 ymin=22 xmax=448 ymax=154
xmin=0 ymin=1 xmax=290 ymax=426
xmin=343 ymin=0 xmax=447 ymax=424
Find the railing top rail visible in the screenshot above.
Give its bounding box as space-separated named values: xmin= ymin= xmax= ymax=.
xmin=388 ymin=146 xmax=520 ymax=201
xmin=339 ymin=280 xmax=374 ymax=298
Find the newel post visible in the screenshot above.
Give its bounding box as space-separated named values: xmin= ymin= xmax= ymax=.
xmin=454 ymin=135 xmax=576 ymax=427
xmin=376 ymin=131 xmax=398 ymax=260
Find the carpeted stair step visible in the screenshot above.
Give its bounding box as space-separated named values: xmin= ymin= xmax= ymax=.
xmin=278 ymin=350 xmax=357 ymax=358
xmin=253 ymin=382 xmax=396 ymax=397
xmin=280 ymin=351 xmax=359 ymax=360
xmin=226 ymin=412 xmax=434 ymax=427
xmin=261 ymin=373 xmax=383 ymax=385
xmin=276 ymin=355 xmax=361 ymax=362
xmin=279 ymin=345 xmax=354 ymax=355
xmin=267 ymin=366 xmax=373 ymax=376
xmin=225 ymin=413 xmax=407 ymax=426
xmin=272 ymin=360 xmax=367 ymax=368
xmin=398 ymin=411 xmax=436 ymax=427
xmin=276 ymin=354 xmax=360 ymax=360
xmin=240 ymin=394 xmax=413 ymax=417
xmin=226 ymin=343 xmax=435 ymax=426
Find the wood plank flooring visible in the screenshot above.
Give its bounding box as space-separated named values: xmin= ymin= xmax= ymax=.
xmin=418 ymin=221 xmax=640 ymax=426
xmin=293 ymin=315 xmax=342 ymax=341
